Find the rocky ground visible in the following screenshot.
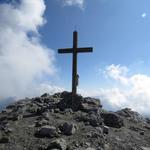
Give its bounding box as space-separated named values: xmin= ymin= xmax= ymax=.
xmin=0 ymin=91 xmax=149 ymax=150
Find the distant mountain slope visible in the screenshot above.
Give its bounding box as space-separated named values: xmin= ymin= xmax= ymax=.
xmin=0 ymin=97 xmax=16 ymax=111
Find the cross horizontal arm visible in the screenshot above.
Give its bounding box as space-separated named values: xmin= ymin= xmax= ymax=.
xmin=58 ymin=47 xmax=93 ymax=54
xmin=76 ymin=47 xmax=93 ymax=53
xmin=58 ymin=48 xmax=73 ymax=53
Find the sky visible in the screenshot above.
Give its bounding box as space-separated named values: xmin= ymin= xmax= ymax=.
xmin=0 ymin=0 xmax=150 ymax=115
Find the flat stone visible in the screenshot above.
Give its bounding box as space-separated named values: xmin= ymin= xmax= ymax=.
xmin=141 ymin=147 xmax=150 ymax=150
xmin=86 ymin=148 xmax=96 ymax=150
xmin=74 ymin=148 xmax=95 ymax=150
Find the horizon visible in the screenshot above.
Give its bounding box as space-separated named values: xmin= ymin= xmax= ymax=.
xmin=0 ymin=0 xmax=150 ymax=115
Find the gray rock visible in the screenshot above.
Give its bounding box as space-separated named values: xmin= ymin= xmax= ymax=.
xmin=101 ymin=112 xmax=124 ymax=128
xmin=90 ymin=131 xmax=103 ymax=138
xmin=129 ymin=126 xmax=139 ymax=132
xmin=42 ymin=112 xmax=50 ymax=120
xmin=0 ymin=136 xmax=9 ymax=143
xmin=86 ymin=148 xmax=96 ymax=150
xmin=57 ymin=91 xmax=83 ymax=111
xmin=117 ymin=108 xmax=145 ymax=123
xmin=6 ymin=104 xmax=16 ymax=109
xmin=41 ymin=93 xmax=50 ymax=98
xmin=140 ymin=131 xmax=145 ymax=135
xmin=59 ymin=122 xmax=77 ymax=135
xmin=83 ymin=97 xmax=101 ymax=106
xmin=54 ymin=108 xmax=60 ymax=113
xmin=103 ymin=125 xmax=109 ymax=134
xmin=146 ymin=118 xmax=150 ymax=124
xmin=76 ymin=113 xmax=103 ymax=127
xmin=47 ymin=138 xmax=67 ymax=150
xmin=8 ymin=114 xmax=23 ymax=121
xmin=81 ymin=103 xmax=101 ymax=113
xmin=0 ymin=91 xmax=149 ymax=150
xmin=4 ymin=127 xmax=13 ymax=134
xmin=81 ymin=97 xmax=102 ymax=113
xmin=74 ymin=148 xmax=95 ymax=150
xmin=35 ymin=126 xmax=58 ymax=138
xmin=35 ymin=119 xmax=49 ymax=127
xmin=64 ymin=108 xmax=73 ymax=114
xmin=96 ymin=127 xmax=103 ymax=134
xmin=141 ymin=147 xmax=150 ymax=150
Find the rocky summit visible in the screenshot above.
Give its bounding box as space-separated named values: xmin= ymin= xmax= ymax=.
xmin=0 ymin=91 xmax=150 ymax=150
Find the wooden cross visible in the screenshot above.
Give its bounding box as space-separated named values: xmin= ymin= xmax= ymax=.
xmin=58 ymin=31 xmax=93 ymax=99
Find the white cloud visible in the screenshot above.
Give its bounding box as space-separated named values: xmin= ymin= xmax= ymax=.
xmin=104 ymin=64 xmax=129 ymax=85
xmin=33 ymin=83 xmax=65 ymax=96
xmin=63 ymin=0 xmax=84 ymax=8
xmin=0 ymin=0 xmax=61 ymax=100
xmin=0 ymin=0 xmax=46 ymax=32
xmin=102 ymin=64 xmax=150 ymax=115
xmin=81 ymin=64 xmax=150 ymax=115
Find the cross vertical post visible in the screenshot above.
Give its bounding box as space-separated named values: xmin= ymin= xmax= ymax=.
xmin=58 ymin=31 xmax=93 ymax=101
xmin=72 ymin=31 xmax=78 ymax=98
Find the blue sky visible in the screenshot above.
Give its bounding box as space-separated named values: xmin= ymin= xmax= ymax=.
xmin=0 ymin=0 xmax=150 ymax=115
xmin=39 ymin=0 xmax=150 ymax=88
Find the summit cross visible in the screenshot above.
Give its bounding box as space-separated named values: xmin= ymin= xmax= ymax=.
xmin=58 ymin=31 xmax=93 ymax=99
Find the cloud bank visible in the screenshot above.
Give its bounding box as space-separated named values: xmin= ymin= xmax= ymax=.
xmin=79 ymin=64 xmax=150 ymax=115
xmin=0 ymin=0 xmax=62 ymax=100
xmin=96 ymin=64 xmax=150 ymax=115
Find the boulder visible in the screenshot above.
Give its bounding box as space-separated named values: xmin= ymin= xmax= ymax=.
xmin=59 ymin=122 xmax=77 ymax=135
xmin=76 ymin=113 xmax=103 ymax=127
xmin=83 ymin=97 xmax=101 ymax=107
xmin=35 ymin=126 xmax=59 ymax=138
xmin=117 ymin=108 xmax=145 ymax=123
xmin=81 ymin=97 xmax=102 ymax=113
xmin=57 ymin=92 xmax=102 ymax=113
xmin=0 ymin=136 xmax=9 ymax=143
xmin=101 ymin=112 xmax=124 ymax=128
xmin=57 ymin=91 xmax=84 ymax=111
